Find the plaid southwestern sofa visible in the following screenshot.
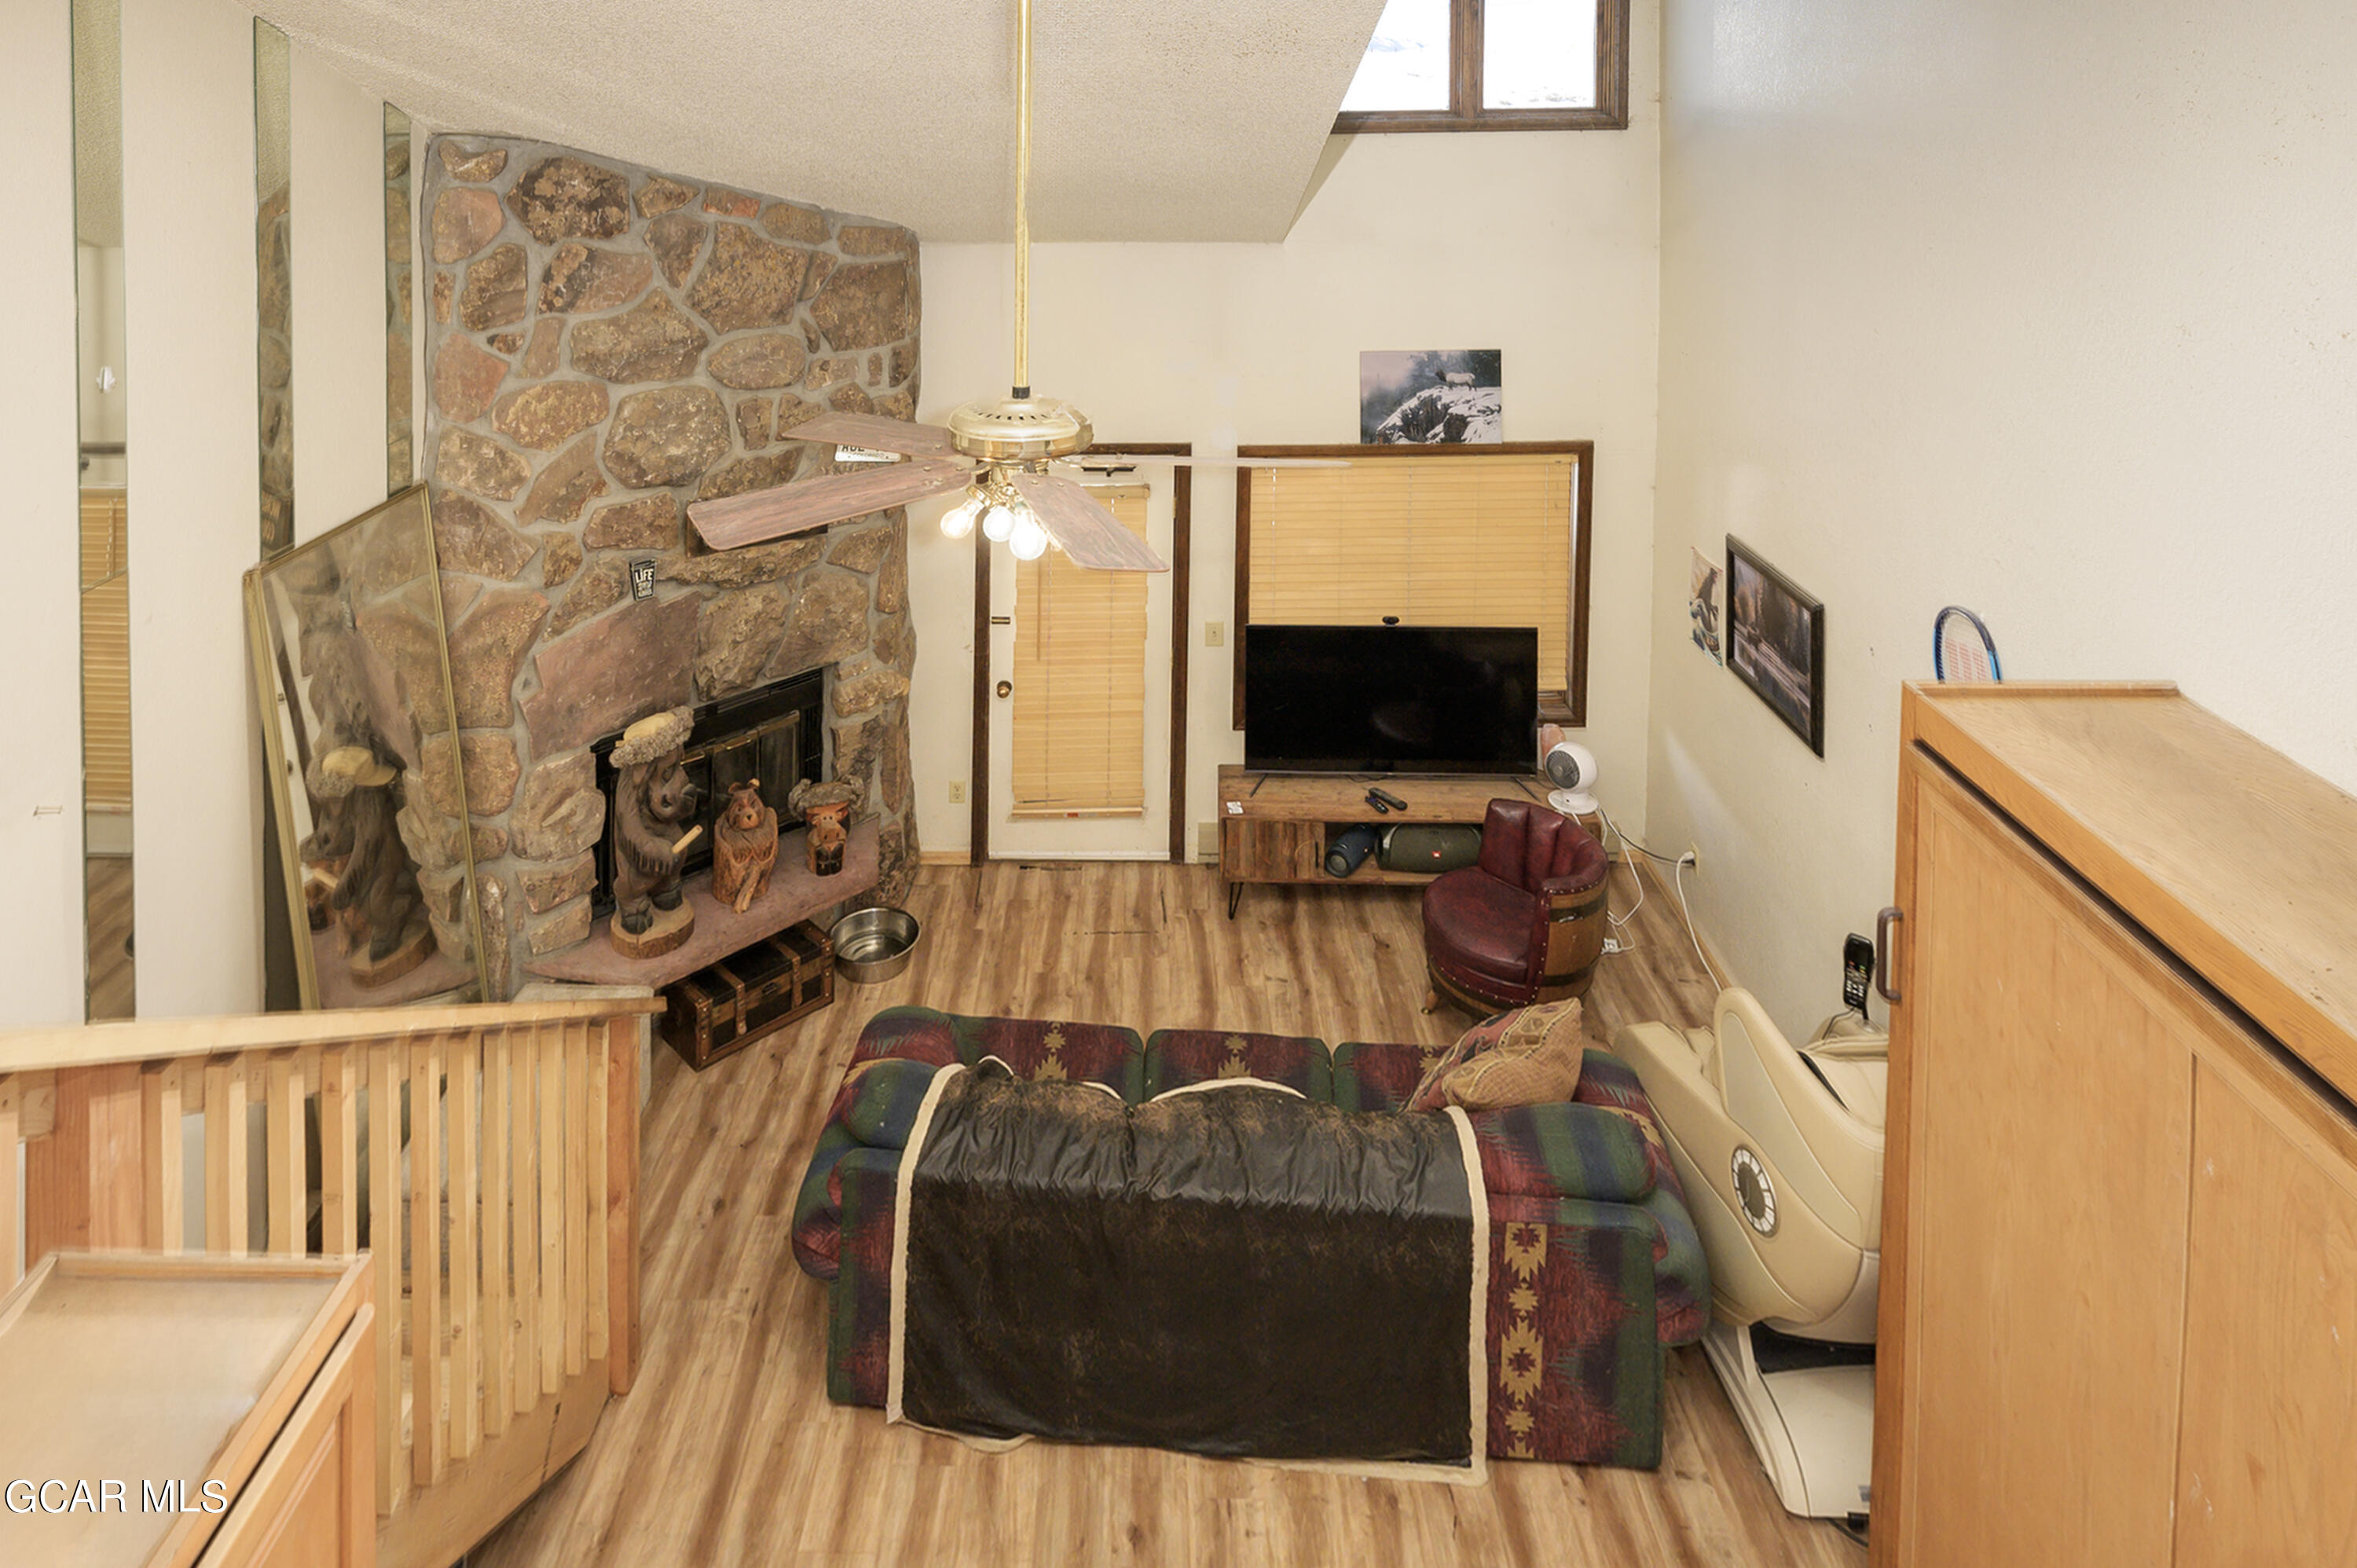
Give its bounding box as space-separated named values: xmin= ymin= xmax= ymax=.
xmin=790 ymin=1006 xmax=1710 ymax=1467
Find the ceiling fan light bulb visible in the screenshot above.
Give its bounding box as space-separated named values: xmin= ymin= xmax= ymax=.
xmin=1009 ymin=512 xmax=1049 ymax=561
xmin=940 ymin=496 xmax=981 ymax=540
xmin=981 ymin=503 xmax=1016 ymax=543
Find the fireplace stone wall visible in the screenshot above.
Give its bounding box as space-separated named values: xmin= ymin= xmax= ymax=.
xmin=420 ymin=134 xmax=920 ymax=997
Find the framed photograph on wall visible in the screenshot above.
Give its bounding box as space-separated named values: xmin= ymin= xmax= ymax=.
xmin=1358 ymin=350 xmax=1502 ymax=443
xmin=1725 ymin=536 xmax=1824 ymax=756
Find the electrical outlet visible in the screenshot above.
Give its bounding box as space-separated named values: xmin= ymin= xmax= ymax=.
xmin=1204 ymin=621 xmax=1225 ymax=647
xmin=948 ymin=781 xmax=967 ymax=804
xmin=1684 ymin=844 xmax=1701 ymax=871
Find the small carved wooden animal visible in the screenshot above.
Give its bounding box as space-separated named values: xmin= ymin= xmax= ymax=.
xmin=712 ymin=779 xmax=779 ymax=914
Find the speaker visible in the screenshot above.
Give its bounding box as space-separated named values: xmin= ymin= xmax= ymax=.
xmin=1379 ymin=825 xmax=1482 ymax=874
xmin=1324 ymin=824 xmax=1379 ymax=878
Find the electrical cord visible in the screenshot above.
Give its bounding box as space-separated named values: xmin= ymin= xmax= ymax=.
xmin=1676 ymin=855 xmax=1724 ymax=988
xmin=1596 ymin=806 xmax=1646 ymax=954
xmin=1600 ymin=805 xmax=1721 ymax=986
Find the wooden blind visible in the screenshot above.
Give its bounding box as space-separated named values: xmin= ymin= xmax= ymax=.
xmin=1246 ymin=452 xmax=1577 ymax=683
xmin=1010 ymin=484 xmax=1150 ymax=817
xmin=80 ymin=489 xmax=132 ymax=814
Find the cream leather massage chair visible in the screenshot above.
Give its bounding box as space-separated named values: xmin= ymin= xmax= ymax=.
xmin=1612 ymin=989 xmax=1886 ymax=1524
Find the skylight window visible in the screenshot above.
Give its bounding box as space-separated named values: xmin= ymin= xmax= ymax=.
xmin=1335 ymin=0 xmax=1626 ymax=132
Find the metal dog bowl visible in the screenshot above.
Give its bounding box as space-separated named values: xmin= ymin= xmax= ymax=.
xmin=830 ymin=907 xmax=920 ymax=984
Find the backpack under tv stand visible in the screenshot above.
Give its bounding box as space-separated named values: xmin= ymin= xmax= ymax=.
xmin=1215 ymin=764 xmax=1580 ymax=919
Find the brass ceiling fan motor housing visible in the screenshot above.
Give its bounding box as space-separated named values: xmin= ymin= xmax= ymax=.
xmin=946 ymin=394 xmax=1094 ymax=467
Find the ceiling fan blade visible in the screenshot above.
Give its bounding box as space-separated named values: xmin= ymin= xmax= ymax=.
xmin=689 ymin=458 xmax=974 ymax=551
xmin=1010 ymin=471 xmax=1170 ymax=573
xmin=790 ymin=412 xmax=962 ymax=460
xmin=1057 ymin=452 xmax=1351 ymax=470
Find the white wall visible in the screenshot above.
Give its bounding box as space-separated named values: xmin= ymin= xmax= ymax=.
xmin=0 ymin=0 xmax=91 ymax=1026
xmin=122 ymin=0 xmax=266 ymax=1015
xmin=908 ymin=0 xmax=1665 ymax=859
xmin=291 ymin=43 xmax=396 ymax=539
xmin=1648 ymin=0 xmax=2357 ymax=1032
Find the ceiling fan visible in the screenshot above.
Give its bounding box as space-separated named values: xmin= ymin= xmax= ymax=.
xmin=684 ymin=0 xmax=1343 ymax=573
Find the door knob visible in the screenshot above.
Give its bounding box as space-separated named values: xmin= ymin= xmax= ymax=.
xmin=995 ymin=680 xmax=1013 ymax=698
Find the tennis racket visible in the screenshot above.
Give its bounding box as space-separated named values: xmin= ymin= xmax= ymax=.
xmin=1933 ymin=606 xmax=2002 ymax=682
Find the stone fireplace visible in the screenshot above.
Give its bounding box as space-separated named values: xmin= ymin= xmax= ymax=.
xmin=420 ymin=134 xmax=920 ymax=997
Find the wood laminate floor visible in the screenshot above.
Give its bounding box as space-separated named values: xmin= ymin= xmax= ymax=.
xmin=86 ymin=855 xmax=134 ymax=1020
xmin=471 ymin=859 xmax=1865 ymax=1568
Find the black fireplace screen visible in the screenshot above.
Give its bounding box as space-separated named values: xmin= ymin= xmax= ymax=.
xmin=590 ymin=668 xmax=825 ymax=918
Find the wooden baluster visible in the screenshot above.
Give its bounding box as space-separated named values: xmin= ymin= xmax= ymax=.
xmin=366 ymin=1039 xmax=401 ymax=1512
xmin=266 ymin=1050 xmax=304 ymax=1255
xmin=511 ymin=1024 xmax=541 ymax=1418
xmin=563 ymin=1020 xmax=588 ymax=1378
xmin=538 ymin=1021 xmax=563 ymax=1394
xmin=587 ymin=1025 xmax=610 ymax=1364
xmin=410 ymin=1031 xmax=445 ymax=1486
xmin=0 ymin=1075 xmax=20 ymax=1290
xmin=603 ymin=1013 xmax=641 ymax=1395
xmin=24 ymin=1064 xmax=144 ymax=1266
xmin=320 ymin=1045 xmax=357 ymax=1256
xmin=448 ymin=1029 xmax=481 ymax=1461
xmin=607 ymin=1015 xmax=641 ymax=1395
xmin=203 ymin=1055 xmax=247 ymax=1255
xmin=139 ymin=1062 xmax=182 ymax=1253
xmin=481 ymin=1027 xmax=511 ymax=1438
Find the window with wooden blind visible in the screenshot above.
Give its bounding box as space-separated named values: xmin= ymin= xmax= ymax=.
xmin=1010 ymin=483 xmax=1151 ymax=816
xmin=80 ymin=489 xmax=133 ymax=814
xmin=1233 ymin=442 xmax=1592 ymax=727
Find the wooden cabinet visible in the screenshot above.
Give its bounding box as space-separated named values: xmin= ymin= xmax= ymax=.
xmin=0 ymin=1251 xmax=374 ymax=1568
xmin=1875 ymin=683 xmax=2357 ymax=1567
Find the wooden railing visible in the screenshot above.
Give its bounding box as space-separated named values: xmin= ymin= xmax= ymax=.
xmin=0 ymin=993 xmax=662 ymax=1568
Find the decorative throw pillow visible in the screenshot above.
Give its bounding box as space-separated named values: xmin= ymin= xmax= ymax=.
xmin=1407 ymin=999 xmax=1585 ymax=1112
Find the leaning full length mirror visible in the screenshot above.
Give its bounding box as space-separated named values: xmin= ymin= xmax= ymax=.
xmin=75 ymin=0 xmax=133 ymax=1018
xmin=244 ymin=485 xmax=488 ymax=1007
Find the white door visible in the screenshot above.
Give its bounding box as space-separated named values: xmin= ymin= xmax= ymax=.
xmin=986 ymin=474 xmax=1175 ymax=859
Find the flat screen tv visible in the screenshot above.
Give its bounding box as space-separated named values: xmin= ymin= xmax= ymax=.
xmin=1244 ymin=625 xmax=1538 ymax=775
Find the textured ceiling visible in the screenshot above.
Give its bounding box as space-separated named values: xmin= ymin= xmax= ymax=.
xmin=249 ymin=0 xmax=1387 ymax=241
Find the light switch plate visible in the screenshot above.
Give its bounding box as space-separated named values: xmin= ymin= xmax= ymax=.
xmin=1204 ymin=621 xmax=1225 ymax=647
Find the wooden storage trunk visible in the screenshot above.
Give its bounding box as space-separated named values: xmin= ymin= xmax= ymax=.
xmin=662 ymin=920 xmax=834 ymax=1070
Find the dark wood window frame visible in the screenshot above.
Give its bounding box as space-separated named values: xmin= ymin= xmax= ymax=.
xmin=1333 ymin=0 xmax=1629 ymax=134
xmin=970 ymin=444 xmax=1193 ymax=866
xmin=1231 ymin=439 xmax=1593 ymax=730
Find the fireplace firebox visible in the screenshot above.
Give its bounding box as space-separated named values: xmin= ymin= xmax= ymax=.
xmin=589 ymin=668 xmax=825 ymax=918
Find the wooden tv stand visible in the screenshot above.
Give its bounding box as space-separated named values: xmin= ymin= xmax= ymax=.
xmin=1216 ymin=765 xmax=1573 ymax=918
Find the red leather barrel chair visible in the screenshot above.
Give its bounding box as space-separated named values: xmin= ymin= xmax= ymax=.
xmin=1422 ymin=799 xmax=1611 ymax=1014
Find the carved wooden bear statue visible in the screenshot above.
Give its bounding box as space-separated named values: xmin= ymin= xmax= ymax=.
xmin=712 ymin=779 xmax=779 ymax=914
xmin=317 ymin=744 xmax=423 ymax=963
xmin=610 ymin=706 xmax=698 ymax=938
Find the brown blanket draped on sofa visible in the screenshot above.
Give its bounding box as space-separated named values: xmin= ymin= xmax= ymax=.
xmin=886 ymin=1060 xmax=1491 ymax=1479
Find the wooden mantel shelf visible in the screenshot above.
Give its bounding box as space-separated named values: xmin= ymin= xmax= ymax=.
xmin=523 ymin=819 xmax=878 ymax=989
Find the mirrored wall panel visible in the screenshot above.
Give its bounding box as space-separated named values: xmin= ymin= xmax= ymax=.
xmin=75 ymin=0 xmax=133 ymax=1018
xmin=255 ymin=17 xmax=292 ymax=557
xmin=386 ymin=104 xmax=413 ymax=494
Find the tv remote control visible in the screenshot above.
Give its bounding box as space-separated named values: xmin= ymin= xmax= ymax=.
xmin=1367 ymin=786 xmax=1408 ymax=811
